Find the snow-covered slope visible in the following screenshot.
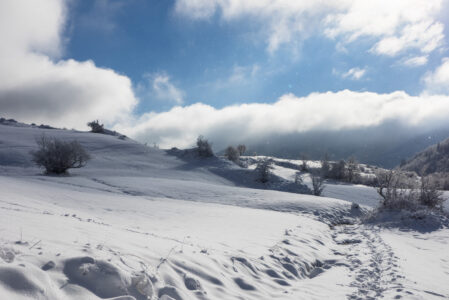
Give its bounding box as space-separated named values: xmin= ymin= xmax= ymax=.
xmin=1 ymin=123 xmax=448 ymax=299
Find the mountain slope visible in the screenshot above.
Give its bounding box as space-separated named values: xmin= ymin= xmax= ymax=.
xmin=399 ymin=136 xmax=449 ymax=175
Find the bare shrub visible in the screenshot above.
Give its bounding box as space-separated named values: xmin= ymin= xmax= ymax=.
xmin=31 ymin=135 xmax=90 ymax=174
xmin=375 ymin=170 xmax=418 ymax=210
xmin=420 ymin=176 xmax=444 ymax=208
xmin=374 ymin=170 xmax=445 ymax=210
xmin=311 ymin=169 xmax=325 ymax=196
xmin=328 ymin=160 xmax=346 ymax=180
xmin=237 ymin=144 xmax=247 ymax=156
xmin=87 ymin=120 xmax=104 ymax=133
xmin=196 ymin=136 xmax=214 ymax=157
xmin=346 ymin=156 xmax=360 ymax=183
xmin=255 ymin=159 xmax=273 ymax=183
xmin=294 ymin=171 xmax=303 ymax=185
xmin=225 ymin=146 xmax=240 ymax=163
xmin=300 ymin=154 xmax=309 ymax=172
xmin=321 ymin=153 xmax=330 ymax=178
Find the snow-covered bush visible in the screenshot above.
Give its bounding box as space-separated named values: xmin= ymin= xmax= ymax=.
xmin=320 ymin=154 xmax=330 ymax=178
xmin=87 ymin=120 xmax=105 ymax=133
xmin=237 ymin=144 xmax=246 ymax=155
xmin=196 ymin=136 xmax=214 ymax=157
xmin=328 ymin=160 xmax=346 ymax=180
xmin=419 ymin=176 xmax=444 ymax=208
xmin=375 ymin=170 xmax=445 ymax=211
xmin=311 ymin=169 xmax=325 ymax=196
xmin=31 ymin=135 xmax=90 ymax=174
xmin=225 ymin=146 xmax=240 ymax=163
xmin=255 ymin=159 xmax=273 ymax=183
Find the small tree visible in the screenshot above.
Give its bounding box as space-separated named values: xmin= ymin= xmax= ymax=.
xmin=321 ymin=153 xmax=330 ymax=178
xmin=225 ymin=146 xmax=240 ymax=163
xmin=31 ymin=135 xmax=90 ymax=174
xmin=375 ymin=170 xmax=420 ymax=210
xmin=346 ymin=156 xmax=359 ymax=183
xmin=420 ymin=176 xmax=444 ymax=208
xmin=294 ymin=171 xmax=303 ymax=184
xmin=196 ymin=135 xmax=214 ymax=157
xmin=311 ymin=169 xmax=325 ymax=196
xmin=237 ymin=144 xmax=247 ymax=156
xmin=87 ymin=120 xmax=104 ymax=133
xmin=329 ymin=160 xmax=346 ymax=180
xmin=256 ymin=159 xmax=273 ymax=183
xmin=300 ymin=154 xmax=308 ymax=172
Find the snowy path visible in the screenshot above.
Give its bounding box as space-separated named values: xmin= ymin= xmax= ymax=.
xmin=332 ymin=225 xmax=405 ymax=299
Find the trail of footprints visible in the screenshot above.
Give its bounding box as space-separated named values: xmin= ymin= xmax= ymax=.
xmin=332 ymin=224 xmax=407 ymax=300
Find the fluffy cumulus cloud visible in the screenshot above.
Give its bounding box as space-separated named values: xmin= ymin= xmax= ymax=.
xmin=0 ymin=0 xmax=137 ymax=128
xmin=116 ymin=90 xmax=449 ymax=149
xmin=174 ymin=0 xmax=445 ymax=58
xmin=151 ymin=73 xmax=184 ymax=105
xmin=423 ymin=58 xmax=449 ymax=94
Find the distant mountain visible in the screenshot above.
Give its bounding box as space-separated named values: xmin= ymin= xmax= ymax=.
xmin=244 ymin=123 xmax=449 ymax=168
xmin=399 ymin=136 xmax=449 ymax=176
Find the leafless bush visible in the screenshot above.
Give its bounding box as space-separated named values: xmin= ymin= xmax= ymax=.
xmin=31 ymin=135 xmax=90 ymax=174
xmin=375 ymin=170 xmax=445 ymax=210
xmin=256 ymin=159 xmax=274 ymax=183
xmin=328 ymin=160 xmax=346 ymax=180
xmin=420 ymin=176 xmax=444 ymax=208
xmin=196 ymin=136 xmax=214 ymax=157
xmin=237 ymin=144 xmax=246 ymax=156
xmin=87 ymin=120 xmax=104 ymax=133
xmin=299 ymin=154 xmax=309 ymax=172
xmin=311 ymin=169 xmax=325 ymax=196
xmin=225 ymin=146 xmax=240 ymax=163
xmin=346 ymin=156 xmax=360 ymax=183
xmin=321 ymin=153 xmax=330 ymax=178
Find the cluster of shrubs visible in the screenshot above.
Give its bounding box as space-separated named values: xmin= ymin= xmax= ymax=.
xmin=224 ymin=144 xmax=246 ymax=164
xmin=375 ymin=170 xmax=445 ymax=211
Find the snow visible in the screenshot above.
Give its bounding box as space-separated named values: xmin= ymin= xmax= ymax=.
xmin=1 ymin=123 xmax=449 ymax=299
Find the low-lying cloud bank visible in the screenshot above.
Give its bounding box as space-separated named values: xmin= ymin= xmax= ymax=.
xmin=116 ymin=90 xmax=449 ymax=150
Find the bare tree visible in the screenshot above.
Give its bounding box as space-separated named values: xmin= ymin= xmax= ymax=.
xmin=300 ymin=154 xmax=308 ymax=172
xmin=196 ymin=136 xmax=214 ymax=157
xmin=420 ymin=176 xmax=444 ymax=208
xmin=87 ymin=120 xmax=104 ymax=133
xmin=225 ymin=146 xmax=240 ymax=163
xmin=375 ymin=170 xmax=420 ymax=210
xmin=255 ymin=159 xmax=273 ymax=183
xmin=346 ymin=156 xmax=359 ymax=183
xmin=31 ymin=135 xmax=90 ymax=175
xmin=237 ymin=144 xmax=247 ymax=156
xmin=329 ymin=160 xmax=346 ymax=180
xmin=311 ymin=170 xmax=325 ymax=196
xmin=320 ymin=153 xmax=330 ymax=178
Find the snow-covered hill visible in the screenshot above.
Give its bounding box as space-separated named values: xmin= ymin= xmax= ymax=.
xmin=1 ymin=123 xmax=448 ymax=299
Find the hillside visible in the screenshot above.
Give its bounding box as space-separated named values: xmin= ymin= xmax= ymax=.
xmin=0 ymin=121 xmax=449 ymax=299
xmin=399 ymin=136 xmax=449 ymax=176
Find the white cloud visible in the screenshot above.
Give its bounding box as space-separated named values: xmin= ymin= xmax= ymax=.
xmin=116 ymin=90 xmax=449 ymax=149
xmin=150 ymin=73 xmax=184 ymax=105
xmin=0 ymin=0 xmax=138 ymax=128
xmin=401 ymin=55 xmax=429 ymax=67
xmin=174 ymin=0 xmax=445 ymax=57
xmin=341 ymin=67 xmax=366 ymax=80
xmin=423 ymin=57 xmax=449 ymax=94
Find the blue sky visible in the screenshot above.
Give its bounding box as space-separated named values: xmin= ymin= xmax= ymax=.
xmin=64 ymin=0 xmax=448 ymax=113
xmin=1 ymin=0 xmax=449 ymax=149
